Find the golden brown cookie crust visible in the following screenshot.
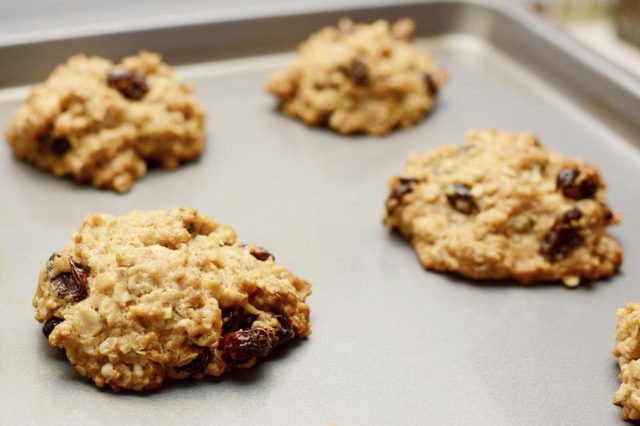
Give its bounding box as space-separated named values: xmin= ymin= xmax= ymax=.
xmin=384 ymin=129 xmax=622 ymax=285
xmin=266 ymin=18 xmax=446 ymax=136
xmin=6 ymin=51 xmax=205 ymax=192
xmin=33 ymin=207 xmax=311 ymax=391
xmin=613 ymin=303 xmax=640 ymax=420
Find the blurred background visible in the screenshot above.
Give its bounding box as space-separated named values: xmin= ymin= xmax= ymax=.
xmin=1 ymin=0 xmax=639 ymax=76
xmin=530 ymin=0 xmax=640 ymax=77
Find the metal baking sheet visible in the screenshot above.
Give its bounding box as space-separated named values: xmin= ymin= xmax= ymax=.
xmin=1 ymin=1 xmax=640 ymax=424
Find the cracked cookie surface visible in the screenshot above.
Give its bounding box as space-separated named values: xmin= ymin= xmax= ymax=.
xmin=614 ymin=303 xmax=640 ymax=420
xmin=6 ymin=51 xmax=205 ymax=192
xmin=383 ymin=129 xmax=622 ymax=285
xmin=33 ymin=207 xmax=311 ymax=391
xmin=266 ymin=18 xmax=446 ymax=136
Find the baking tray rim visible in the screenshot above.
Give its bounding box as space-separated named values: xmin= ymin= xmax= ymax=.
xmin=0 ymin=0 xmax=638 ymax=93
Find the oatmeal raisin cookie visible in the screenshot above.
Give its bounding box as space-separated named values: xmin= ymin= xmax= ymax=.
xmin=33 ymin=207 xmax=311 ymax=391
xmin=6 ymin=51 xmax=205 ymax=192
xmin=613 ymin=303 xmax=640 ymax=420
xmin=266 ymin=18 xmax=446 ymax=135
xmin=384 ymin=129 xmax=622 ymax=285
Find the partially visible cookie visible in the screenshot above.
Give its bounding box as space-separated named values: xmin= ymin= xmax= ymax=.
xmin=266 ymin=18 xmax=446 ymax=136
xmin=384 ymin=129 xmax=622 ymax=285
xmin=614 ymin=304 xmax=640 ymax=420
xmin=33 ymin=207 xmax=311 ymax=391
xmin=6 ymin=51 xmax=205 ymax=192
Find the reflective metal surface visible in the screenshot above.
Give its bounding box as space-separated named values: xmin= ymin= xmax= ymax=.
xmin=0 ymin=1 xmax=639 ymax=424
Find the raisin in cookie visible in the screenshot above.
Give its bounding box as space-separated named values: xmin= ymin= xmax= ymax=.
xmin=613 ymin=303 xmax=640 ymax=420
xmin=266 ymin=18 xmax=446 ymax=136
xmin=6 ymin=51 xmax=205 ymax=192
xmin=384 ymin=129 xmax=622 ymax=285
xmin=33 ymin=207 xmax=311 ymax=391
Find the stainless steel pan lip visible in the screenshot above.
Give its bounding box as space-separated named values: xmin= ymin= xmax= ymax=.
xmin=1 ymin=0 xmax=637 ymax=130
xmin=0 ymin=0 xmax=633 ymax=86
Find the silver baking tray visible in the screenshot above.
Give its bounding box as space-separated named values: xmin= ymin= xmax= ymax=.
xmin=1 ymin=0 xmax=639 ymax=424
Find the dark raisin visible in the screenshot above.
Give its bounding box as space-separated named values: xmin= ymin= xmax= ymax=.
xmin=185 ymin=223 xmax=195 ymax=235
xmin=565 ymin=208 xmax=581 ymax=221
xmin=392 ymin=177 xmax=418 ymax=202
xmin=556 ymin=168 xmax=581 ymax=195
xmin=175 ymin=346 xmax=212 ymax=375
xmin=347 ymin=58 xmax=369 ymax=86
xmin=42 ymin=316 xmax=64 ymax=337
xmin=446 ymin=183 xmax=478 ymax=214
xmin=220 ymin=329 xmax=270 ymax=365
xmin=69 ymin=259 xmax=89 ymax=289
xmin=107 ymin=69 xmax=149 ymax=100
xmin=250 ymin=247 xmax=274 ymax=262
xmin=424 ymin=73 xmax=438 ymax=96
xmin=46 ymin=252 xmax=60 ymax=273
xmin=556 ymin=167 xmax=599 ymax=199
xmin=577 ymin=176 xmax=598 ymax=198
xmin=221 ymin=307 xmax=257 ymax=335
xmin=50 ymin=137 xmax=71 ymax=155
xmin=600 ymin=202 xmax=614 ymax=224
xmin=37 ymin=126 xmax=71 ymax=156
xmin=273 ymin=315 xmax=295 ymax=348
xmin=540 ymin=208 xmax=583 ymax=259
xmin=50 ymin=274 xmax=77 ymax=300
xmin=387 ymin=177 xmax=419 ymax=214
xmin=50 ymin=259 xmax=89 ymax=302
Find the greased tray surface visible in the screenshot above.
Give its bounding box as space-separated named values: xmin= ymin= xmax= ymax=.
xmin=1 ymin=2 xmax=640 ymax=425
